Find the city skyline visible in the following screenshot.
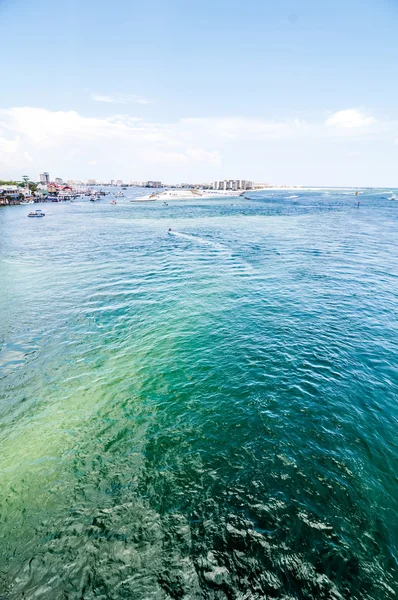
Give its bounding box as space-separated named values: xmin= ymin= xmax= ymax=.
xmin=1 ymin=0 xmax=398 ymax=185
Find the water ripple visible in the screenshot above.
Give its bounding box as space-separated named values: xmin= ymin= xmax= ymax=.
xmin=0 ymin=192 xmax=397 ymax=598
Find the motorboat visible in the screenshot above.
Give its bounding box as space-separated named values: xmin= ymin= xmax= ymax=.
xmin=111 ymin=200 xmax=117 ymax=205
xmin=389 ymin=193 xmax=397 ymax=201
xmin=116 ymin=191 xmax=124 ymax=197
xmin=28 ymin=209 xmax=45 ymax=218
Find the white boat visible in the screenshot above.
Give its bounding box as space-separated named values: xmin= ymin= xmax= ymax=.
xmin=116 ymin=191 xmax=124 ymax=197
xmin=388 ymin=193 xmax=397 ymax=200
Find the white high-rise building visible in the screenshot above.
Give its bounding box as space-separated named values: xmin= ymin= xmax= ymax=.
xmin=213 ymin=179 xmax=253 ymax=191
xmin=40 ymin=172 xmax=50 ymax=184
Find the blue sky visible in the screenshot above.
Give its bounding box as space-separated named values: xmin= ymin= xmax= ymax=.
xmin=1 ymin=0 xmax=398 ymax=185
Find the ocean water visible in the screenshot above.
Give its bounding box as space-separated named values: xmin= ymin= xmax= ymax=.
xmin=0 ymin=190 xmax=397 ymax=599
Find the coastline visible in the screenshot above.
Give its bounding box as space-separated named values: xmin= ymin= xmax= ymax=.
xmin=136 ymin=186 xmax=362 ymax=201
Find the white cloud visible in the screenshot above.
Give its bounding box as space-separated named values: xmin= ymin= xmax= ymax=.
xmin=0 ymin=107 xmax=223 ymax=180
xmin=0 ymin=105 xmax=395 ymax=182
xmin=180 ymin=117 xmax=309 ymax=141
xmin=0 ymin=135 xmax=21 ymax=169
xmin=92 ymin=93 xmax=152 ymax=105
xmin=0 ymin=135 xmax=19 ymax=154
xmin=325 ymin=109 xmax=376 ymax=128
xmin=139 ymin=148 xmax=221 ymax=166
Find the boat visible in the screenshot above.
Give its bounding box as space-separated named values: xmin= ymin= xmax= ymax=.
xmin=90 ymin=196 xmax=96 ymax=202
xmin=116 ymin=191 xmax=124 ymax=197
xmin=28 ymin=209 xmax=45 ymax=218
xmin=111 ymin=200 xmax=117 ymax=205
xmin=388 ymin=193 xmax=397 ymax=201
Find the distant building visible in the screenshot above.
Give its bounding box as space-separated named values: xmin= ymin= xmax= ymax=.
xmin=55 ymin=177 xmax=63 ymax=185
xmin=47 ymin=184 xmax=58 ymax=195
xmin=145 ymin=181 xmax=161 ymax=188
xmin=40 ymin=172 xmax=50 ymax=184
xmin=213 ymin=179 xmax=253 ymax=191
xmin=0 ymin=185 xmax=22 ymax=204
xmin=87 ymin=179 xmax=96 ymax=185
xmin=239 ymin=180 xmax=253 ymax=190
xmin=254 ymin=183 xmax=270 ymax=189
xmin=0 ymin=185 xmax=20 ymax=197
xmin=116 ymin=179 xmax=123 ymax=185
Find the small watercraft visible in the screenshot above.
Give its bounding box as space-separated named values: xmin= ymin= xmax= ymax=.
xmin=163 ymin=202 xmax=168 ymax=206
xmin=28 ymin=209 xmax=45 ymax=218
xmin=111 ymin=200 xmax=117 ymax=205
xmin=116 ymin=191 xmax=124 ymax=197
xmin=389 ymin=193 xmax=397 ymax=201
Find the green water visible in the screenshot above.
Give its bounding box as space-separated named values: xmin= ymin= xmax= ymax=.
xmin=0 ymin=191 xmax=397 ymax=599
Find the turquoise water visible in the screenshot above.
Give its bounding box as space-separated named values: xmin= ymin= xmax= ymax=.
xmin=0 ymin=190 xmax=397 ymax=599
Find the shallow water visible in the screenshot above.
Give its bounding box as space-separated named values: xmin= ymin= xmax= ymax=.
xmin=0 ymin=190 xmax=397 ymax=599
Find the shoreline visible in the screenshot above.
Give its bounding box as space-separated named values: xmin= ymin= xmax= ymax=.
xmin=136 ymin=186 xmax=367 ymax=201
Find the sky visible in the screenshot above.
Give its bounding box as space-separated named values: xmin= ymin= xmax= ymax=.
xmin=1 ymin=0 xmax=398 ymax=185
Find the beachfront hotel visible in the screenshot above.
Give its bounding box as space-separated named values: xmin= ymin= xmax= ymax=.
xmin=213 ymin=179 xmax=253 ymax=191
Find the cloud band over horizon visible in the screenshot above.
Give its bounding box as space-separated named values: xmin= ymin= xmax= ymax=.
xmin=0 ymin=106 xmax=396 ymax=184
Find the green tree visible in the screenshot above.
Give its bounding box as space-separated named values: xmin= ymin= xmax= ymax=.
xmin=22 ymin=175 xmax=30 ymax=193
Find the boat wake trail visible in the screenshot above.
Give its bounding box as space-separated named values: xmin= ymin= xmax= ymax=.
xmin=168 ymin=231 xmax=224 ymax=250
xmin=168 ymin=231 xmax=254 ymax=272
